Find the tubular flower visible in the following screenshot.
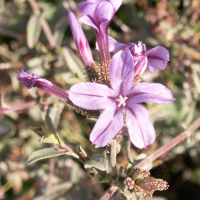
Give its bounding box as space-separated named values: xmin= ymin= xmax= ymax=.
xmin=68 ymin=10 xmax=94 ymax=67
xmin=17 ymin=70 xmax=69 ymax=101
xmin=77 ymin=0 xmax=122 ymax=70
xmin=68 ymin=50 xmax=175 ymax=149
xmin=97 ymin=36 xmax=169 ymax=74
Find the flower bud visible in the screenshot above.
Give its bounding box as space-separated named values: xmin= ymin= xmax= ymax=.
xmin=17 ymin=70 xmax=69 ymax=101
xmin=68 ymin=10 xmax=94 ymax=67
xmin=124 ymin=177 xmax=135 ymax=190
xmin=125 ymin=167 xmax=168 ymax=199
xmin=130 ymin=43 xmax=147 ymax=77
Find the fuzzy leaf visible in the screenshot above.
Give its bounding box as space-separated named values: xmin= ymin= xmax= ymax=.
xmin=45 ymin=109 xmax=65 ymax=146
xmin=27 ymin=14 xmax=41 ymax=49
xmin=84 ymin=154 xmax=108 ymax=171
xmin=54 ymin=16 xmax=69 ymax=45
xmin=41 ymin=126 xmax=60 ymax=145
xmin=32 ymin=127 xmax=44 ymax=137
xmin=28 ymin=147 xmax=69 ymax=165
xmin=0 ymin=119 xmax=16 ymax=140
xmin=45 ymin=109 xmax=57 ymax=134
xmin=63 ymin=47 xmax=85 ymax=80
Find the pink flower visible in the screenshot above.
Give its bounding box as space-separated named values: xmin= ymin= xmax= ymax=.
xmin=68 ymin=50 xmax=175 ymax=148
xmin=17 ymin=70 xmax=69 ymax=101
xmin=97 ymin=36 xmax=169 ymax=75
xmin=68 ymin=10 xmax=94 ymax=67
xmin=77 ymin=0 xmax=122 ymax=68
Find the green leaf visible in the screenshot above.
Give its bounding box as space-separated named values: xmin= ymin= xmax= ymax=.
xmin=41 ymin=126 xmax=60 ymax=145
xmin=28 ymin=147 xmax=69 ymax=165
xmin=32 ymin=127 xmax=44 ymax=137
xmin=63 ymin=47 xmax=85 ymax=80
xmin=84 ymin=154 xmax=108 ymax=171
xmin=27 ymin=14 xmax=41 ymax=49
xmin=31 ymin=126 xmax=59 ymax=145
xmin=45 ymin=109 xmax=65 ymax=146
xmin=54 ymin=16 xmax=69 ymax=45
xmin=45 ymin=108 xmax=57 ymax=134
xmin=0 ymin=118 xmax=16 ymax=140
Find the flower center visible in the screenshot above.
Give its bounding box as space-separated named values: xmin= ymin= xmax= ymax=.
xmin=116 ymin=95 xmax=128 ymax=108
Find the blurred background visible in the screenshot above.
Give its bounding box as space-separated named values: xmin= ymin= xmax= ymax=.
xmin=1 ymin=0 xmax=200 ymax=199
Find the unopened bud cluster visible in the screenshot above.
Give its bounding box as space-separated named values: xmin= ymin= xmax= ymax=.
xmin=123 ymin=167 xmax=168 ymax=199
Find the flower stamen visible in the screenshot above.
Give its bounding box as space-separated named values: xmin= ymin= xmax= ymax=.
xmin=116 ymin=95 xmax=128 ymax=108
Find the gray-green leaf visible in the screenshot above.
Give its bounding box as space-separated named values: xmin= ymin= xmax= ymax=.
xmin=45 ymin=109 xmax=64 ymax=146
xmin=63 ymin=47 xmax=85 ymax=80
xmin=28 ymin=147 xmax=68 ymax=164
xmin=0 ymin=118 xmax=16 ymax=140
xmin=84 ymin=154 xmax=108 ymax=171
xmin=27 ymin=14 xmax=41 ymax=49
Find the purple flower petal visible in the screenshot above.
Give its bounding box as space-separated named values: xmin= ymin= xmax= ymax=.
xmin=98 ymin=1 xmax=115 ymax=35
xmin=77 ymin=1 xmax=87 ymax=11
xmin=146 ymin=46 xmax=169 ymax=72
xmin=90 ymin=107 xmax=123 ymax=147
xmin=68 ymin=10 xmax=94 ymax=67
xmin=80 ymin=3 xmax=99 ymax=31
xmin=134 ymin=56 xmax=147 ymax=76
xmin=131 ymin=43 xmax=146 ymax=55
xmin=68 ymin=82 xmax=116 ymax=110
xmin=96 ymin=36 xmax=126 ymax=53
xmin=110 ymin=50 xmax=134 ymax=96
xmin=127 ymin=82 xmax=175 ymax=105
xmin=125 ymin=104 xmax=155 ymax=149
xmin=109 ymin=0 xmax=122 ymax=11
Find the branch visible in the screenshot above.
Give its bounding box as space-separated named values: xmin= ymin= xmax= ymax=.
xmin=99 ymin=185 xmax=118 ymax=200
xmin=111 ymin=140 xmax=117 ymax=176
xmin=125 ymin=137 xmax=133 ymax=163
xmin=136 ymin=117 xmax=200 ymax=168
xmin=0 ymin=101 xmax=36 ymax=114
xmin=28 ymin=0 xmax=56 ymax=48
xmin=0 ymin=62 xmax=24 ymax=70
xmin=46 ymin=157 xmax=55 ymax=189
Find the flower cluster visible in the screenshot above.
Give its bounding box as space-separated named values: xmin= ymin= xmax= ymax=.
xmin=123 ymin=167 xmax=168 ymax=198
xmin=18 ymin=0 xmax=175 ymax=149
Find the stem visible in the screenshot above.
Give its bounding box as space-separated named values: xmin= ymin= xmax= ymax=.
xmin=28 ymin=0 xmax=56 ymax=48
xmin=110 ymin=140 xmax=117 ymax=176
xmin=136 ymin=117 xmax=200 ymax=168
xmin=0 ymin=62 xmax=24 ymax=70
xmin=125 ymin=137 xmax=133 ymax=164
xmin=46 ymin=157 xmax=55 ymax=189
xmin=0 ymin=101 xmax=36 ymax=114
xmin=59 ymin=144 xmax=84 ymax=164
xmin=99 ymin=185 xmax=118 ymax=200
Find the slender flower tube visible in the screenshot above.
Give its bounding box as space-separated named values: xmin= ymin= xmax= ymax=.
xmin=17 ymin=70 xmax=69 ymax=101
xmin=68 ymin=50 xmax=175 ymax=148
xmin=68 ymin=10 xmax=94 ymax=67
xmin=77 ymin=0 xmax=122 ymax=83
xmin=97 ymin=36 xmax=169 ymax=75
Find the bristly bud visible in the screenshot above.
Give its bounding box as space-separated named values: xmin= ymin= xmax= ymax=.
xmin=68 ymin=10 xmax=94 ymax=67
xmin=85 ymin=63 xmax=100 ymax=82
xmin=124 ymin=167 xmax=168 ymax=199
xmin=124 ymin=177 xmax=135 ymax=190
xmin=17 ymin=69 xmax=69 ymax=101
xmin=130 ymin=167 xmax=150 ymax=180
xmin=66 ymin=100 xmax=99 ymax=117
